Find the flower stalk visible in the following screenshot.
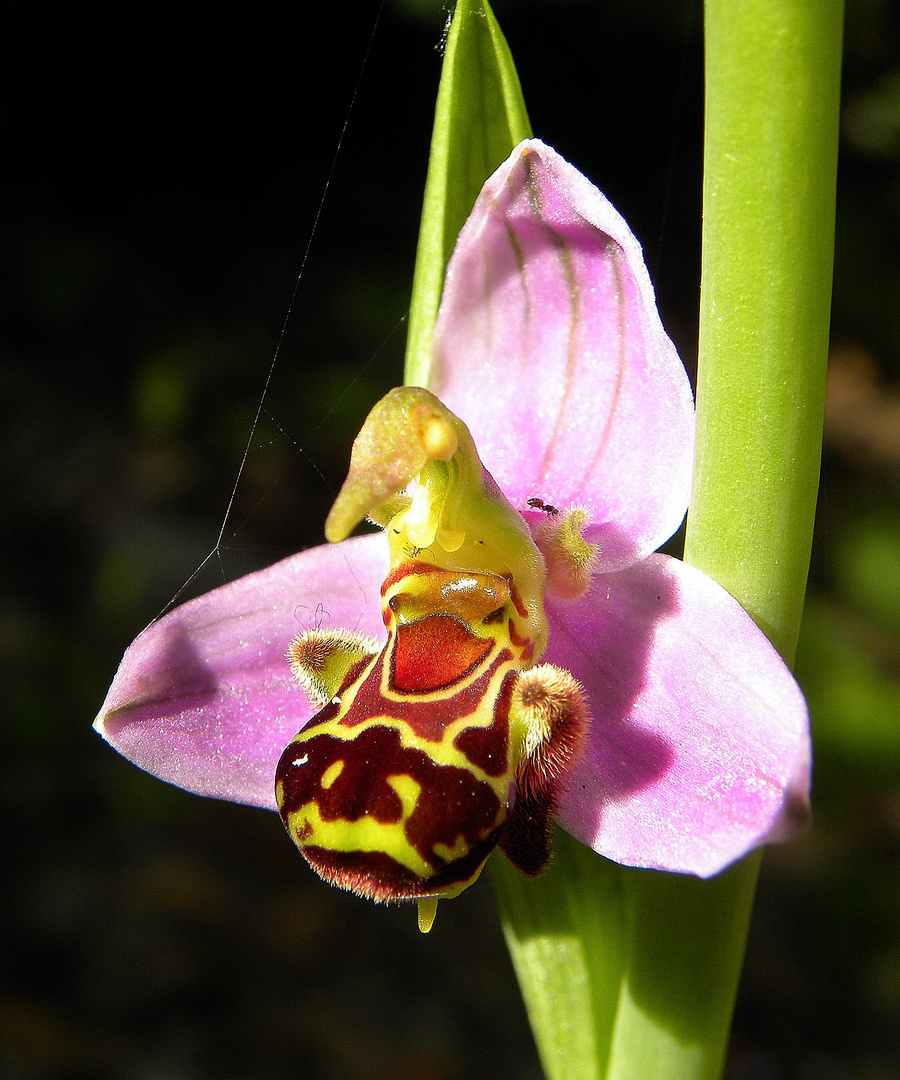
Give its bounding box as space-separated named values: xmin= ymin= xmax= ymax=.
xmin=609 ymin=3 xmax=844 ymax=1079
xmin=486 ymin=1 xmax=843 ymax=1078
xmin=690 ymin=0 xmax=844 ymax=660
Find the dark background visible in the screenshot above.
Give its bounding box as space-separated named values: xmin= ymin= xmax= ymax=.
xmin=3 ymin=1 xmax=900 ymax=1077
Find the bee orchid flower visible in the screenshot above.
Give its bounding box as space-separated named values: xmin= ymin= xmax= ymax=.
xmin=95 ymin=141 xmax=810 ymax=932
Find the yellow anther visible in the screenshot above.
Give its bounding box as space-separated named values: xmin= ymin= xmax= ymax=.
xmin=535 ymin=509 xmax=599 ymax=600
xmin=419 ymin=414 xmax=458 ymax=461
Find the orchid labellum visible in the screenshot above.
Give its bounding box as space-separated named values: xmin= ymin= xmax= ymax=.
xmin=96 ymin=141 xmax=810 ymax=933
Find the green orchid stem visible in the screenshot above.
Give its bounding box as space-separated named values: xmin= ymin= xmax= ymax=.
xmin=639 ymin=2 xmax=843 ymax=1079
xmin=500 ymin=1 xmax=842 ymax=1078
xmin=689 ymin=0 xmax=843 ymax=661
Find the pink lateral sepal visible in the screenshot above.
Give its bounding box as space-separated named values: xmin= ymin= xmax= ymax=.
xmin=549 ymin=554 xmax=810 ymax=877
xmin=94 ymin=535 xmax=388 ymax=809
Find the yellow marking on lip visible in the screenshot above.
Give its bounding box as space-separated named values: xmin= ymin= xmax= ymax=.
xmin=433 ymin=834 xmax=470 ymax=862
xmin=386 ymin=774 xmax=422 ymax=819
xmin=285 ymin=801 xmax=434 ymax=879
xmin=298 ymin=659 xmax=515 ymax=747
xmin=320 ymin=760 xmax=345 ymax=790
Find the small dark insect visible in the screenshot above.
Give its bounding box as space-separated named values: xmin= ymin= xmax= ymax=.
xmin=526 ymin=497 xmax=559 ymax=516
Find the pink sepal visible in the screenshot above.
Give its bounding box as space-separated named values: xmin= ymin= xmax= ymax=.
xmin=431 ymin=140 xmax=695 ymax=572
xmin=94 ymin=535 xmax=388 ymax=808
xmin=550 ymin=554 xmax=810 ymax=877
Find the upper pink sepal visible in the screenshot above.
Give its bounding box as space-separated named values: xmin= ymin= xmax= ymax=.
xmin=548 ymin=554 xmax=811 ymax=877
xmin=430 ymin=139 xmax=695 ymax=572
xmin=94 ymin=535 xmax=388 ymax=809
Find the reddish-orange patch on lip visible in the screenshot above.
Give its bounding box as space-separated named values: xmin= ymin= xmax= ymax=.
xmin=392 ymin=615 xmax=492 ymax=693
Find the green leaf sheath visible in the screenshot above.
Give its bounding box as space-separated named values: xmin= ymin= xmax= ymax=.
xmin=404 ymin=1 xmax=531 ymax=389
xmin=403 ymin=6 xmax=608 ymax=1075
xmin=603 ymin=856 xmax=761 ymax=1080
xmin=493 ymin=830 xmax=628 ymax=1080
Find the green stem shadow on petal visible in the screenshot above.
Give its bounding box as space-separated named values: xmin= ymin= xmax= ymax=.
xmin=404 ymin=0 xmax=531 ymax=389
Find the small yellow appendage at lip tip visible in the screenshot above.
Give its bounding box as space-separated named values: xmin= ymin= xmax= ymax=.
xmin=417 ymin=896 xmax=439 ymax=934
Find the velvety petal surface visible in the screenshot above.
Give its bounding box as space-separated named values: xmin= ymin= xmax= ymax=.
xmin=429 ymin=140 xmax=695 ymax=572
xmin=95 ymin=535 xmax=388 ymax=809
xmin=547 ymin=554 xmax=811 ymax=877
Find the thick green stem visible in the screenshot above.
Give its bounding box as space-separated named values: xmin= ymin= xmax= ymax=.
xmin=688 ymin=0 xmax=843 ymax=660
xmin=612 ymin=3 xmax=844 ymax=1079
